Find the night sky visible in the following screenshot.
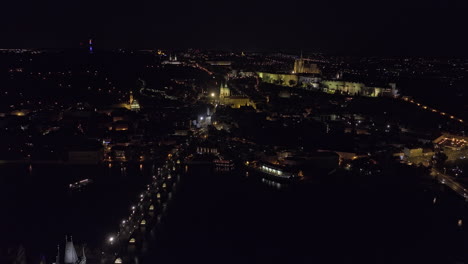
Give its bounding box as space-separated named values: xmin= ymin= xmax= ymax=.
xmin=1 ymin=0 xmax=467 ymax=55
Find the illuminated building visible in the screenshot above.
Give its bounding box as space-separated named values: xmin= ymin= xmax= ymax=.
xmin=298 ymin=75 xmax=321 ymax=88
xmin=197 ymin=145 xmax=218 ymax=154
xmin=257 ymin=72 xmax=321 ymax=88
xmin=206 ymin=61 xmax=232 ymax=66
xmin=113 ymin=121 xmax=129 ymax=131
xmin=111 ymin=145 xmax=127 ymax=161
xmin=220 ymin=82 xmax=230 ymax=98
xmin=10 ymin=109 xmax=29 ymax=116
xmin=214 ymin=159 xmax=235 ymax=172
xmin=321 ymin=81 xmax=398 ymax=97
xmin=293 ymin=55 xmax=321 ymax=74
xmin=218 ymin=83 xmax=256 ymax=109
xmin=162 ymin=54 xmax=182 ymax=65
xmin=130 ymin=100 xmax=141 ymax=111
xmin=129 ymin=91 xmax=141 ymax=111
xmin=403 ymin=147 xmax=435 ymax=159
xmin=117 ymin=90 xmax=140 ymax=110
xmin=63 ymin=236 xmax=86 ymax=264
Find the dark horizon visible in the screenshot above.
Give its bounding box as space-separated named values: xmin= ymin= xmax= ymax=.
xmin=2 ymin=0 xmax=468 ymax=57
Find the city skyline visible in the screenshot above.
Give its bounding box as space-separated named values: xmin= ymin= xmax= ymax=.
xmin=3 ymin=1 xmax=468 ymax=263
xmin=1 ymin=0 xmax=468 ymax=56
xmin=1 ymin=46 xmax=468 ymax=264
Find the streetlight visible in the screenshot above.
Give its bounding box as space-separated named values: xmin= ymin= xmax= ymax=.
xmin=210 ymin=92 xmax=215 ymax=97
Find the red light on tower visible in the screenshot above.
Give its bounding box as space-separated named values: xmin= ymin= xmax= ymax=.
xmin=88 ymin=38 xmax=93 ymax=53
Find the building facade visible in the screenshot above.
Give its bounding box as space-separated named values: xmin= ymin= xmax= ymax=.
xmin=293 ymin=58 xmax=321 ymax=74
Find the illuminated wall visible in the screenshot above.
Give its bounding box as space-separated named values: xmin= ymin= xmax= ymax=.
xmin=257 ymin=72 xmax=299 ymax=86
xmin=220 ymin=96 xmax=256 ymax=109
xmin=298 ymin=76 xmax=321 ymax=88
xmin=207 ymin=61 xmax=232 ymax=66
xmin=321 ymin=81 xmax=365 ymax=95
xmin=321 ymin=80 xmax=396 ymax=97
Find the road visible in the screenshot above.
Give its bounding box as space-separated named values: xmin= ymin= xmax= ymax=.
xmin=432 ymin=168 xmax=468 ymax=200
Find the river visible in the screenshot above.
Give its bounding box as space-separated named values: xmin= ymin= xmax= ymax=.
xmin=3 ymin=163 xmax=468 ymax=263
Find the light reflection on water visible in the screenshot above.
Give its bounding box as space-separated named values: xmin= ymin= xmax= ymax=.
xmin=7 ymin=160 xmax=468 ymax=263
xmin=261 ymin=178 xmax=286 ymax=189
xmin=0 ymin=162 xmax=156 ymax=262
xmin=146 ymin=166 xmax=468 ymax=264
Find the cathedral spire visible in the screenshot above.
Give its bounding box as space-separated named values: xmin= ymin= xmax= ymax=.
xmin=64 ymin=235 xmax=78 ymax=264
xmin=129 ymin=90 xmax=134 ymax=104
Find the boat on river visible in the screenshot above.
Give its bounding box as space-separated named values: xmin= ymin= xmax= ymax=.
xmin=69 ymin=179 xmax=93 ymax=190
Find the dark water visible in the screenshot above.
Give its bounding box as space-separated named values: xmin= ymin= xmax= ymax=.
xmin=0 ymin=162 xmax=154 ymax=263
xmin=144 ymin=166 xmax=468 ymax=264
xmin=3 ymin=163 xmax=468 ymax=264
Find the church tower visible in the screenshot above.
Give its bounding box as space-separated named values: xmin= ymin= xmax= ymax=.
xmin=64 ymin=236 xmax=78 ymax=264
xmin=293 ymin=53 xmax=305 ymax=74
xmin=129 ymin=91 xmax=141 ymax=112
xmin=219 ymin=82 xmax=230 ymax=99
